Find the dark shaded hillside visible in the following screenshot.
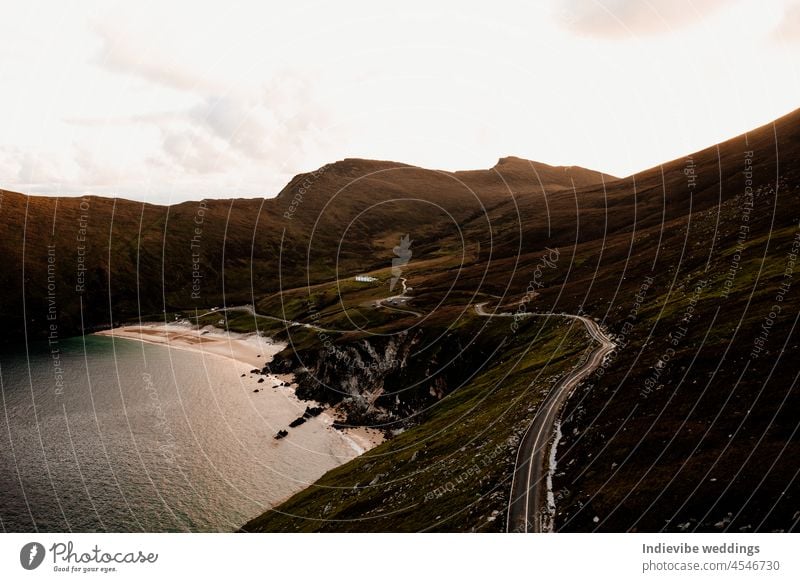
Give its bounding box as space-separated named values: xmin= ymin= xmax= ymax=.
xmin=243 ymin=107 xmax=800 ymax=532
xmin=441 ymin=108 xmax=800 ymax=532
xmin=449 ymin=108 xmax=800 ymax=531
xmin=3 ymin=106 xmax=798 ymax=533
xmin=543 ymin=110 xmax=800 ymax=532
xmin=0 ymin=192 xmax=273 ymax=340
xmin=0 ymin=156 xmax=601 ymax=342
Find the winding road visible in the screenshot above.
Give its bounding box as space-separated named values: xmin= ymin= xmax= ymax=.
xmin=375 ymin=277 xmax=423 ymax=318
xmin=199 ymin=286 xmax=614 ymax=532
xmin=473 ymin=302 xmax=616 ymax=533
xmin=198 ymin=277 xmax=422 ymax=332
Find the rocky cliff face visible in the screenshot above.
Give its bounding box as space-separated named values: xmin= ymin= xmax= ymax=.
xmin=269 ymin=328 xmax=486 ymax=429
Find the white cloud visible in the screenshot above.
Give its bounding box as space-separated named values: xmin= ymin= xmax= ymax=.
xmin=774 ymin=1 xmax=800 ymax=41
xmin=553 ymin=0 xmax=729 ymax=38
xmin=93 ymin=28 xmax=208 ymax=93
xmin=0 ymin=0 xmax=798 ymax=203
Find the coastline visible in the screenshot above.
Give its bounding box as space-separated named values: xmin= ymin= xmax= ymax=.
xmin=95 ymin=322 xmax=384 ymax=503
xmin=95 ymin=322 xmax=278 ymax=369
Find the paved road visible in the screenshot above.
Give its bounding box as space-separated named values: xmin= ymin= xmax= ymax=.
xmin=195 ymin=277 xmax=422 ymax=332
xmin=376 ymin=277 xmax=423 ymax=318
xmin=199 ymin=289 xmax=612 ymax=532
xmin=473 ymin=302 xmax=616 ymax=533
xmin=195 ymin=277 xmax=421 ymax=333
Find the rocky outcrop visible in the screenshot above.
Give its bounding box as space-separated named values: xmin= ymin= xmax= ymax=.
xmin=267 ymin=329 xmax=488 ymax=428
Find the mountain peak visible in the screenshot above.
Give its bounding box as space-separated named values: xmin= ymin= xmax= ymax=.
xmin=325 ymin=158 xmax=413 ymax=174
xmin=493 ymin=155 xmax=540 ymax=167
xmin=466 ymin=156 xmax=617 ymax=191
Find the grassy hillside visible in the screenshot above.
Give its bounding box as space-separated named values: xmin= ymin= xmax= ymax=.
xmin=241 ymin=108 xmax=800 ymax=532
xmin=243 ymin=314 xmax=590 ymax=532
xmin=3 ymin=107 xmax=798 ymax=533
xmin=0 ymin=156 xmax=591 ymax=342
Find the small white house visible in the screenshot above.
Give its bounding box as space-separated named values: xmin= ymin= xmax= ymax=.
xmin=354 ymin=275 xmax=377 ymax=283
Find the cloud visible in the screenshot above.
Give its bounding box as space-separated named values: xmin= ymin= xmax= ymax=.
xmin=554 ymin=0 xmax=729 ymax=38
xmin=0 ymin=145 xmax=130 ymax=198
xmin=66 ymin=15 xmax=337 ymax=195
xmin=159 ymin=126 xmax=232 ymax=174
xmin=72 ymin=146 xmax=131 ymax=188
xmin=91 ymin=20 xmax=217 ymax=93
xmin=64 ymin=111 xmax=181 ymax=127
xmin=86 ymin=11 xmax=334 ymax=174
xmin=0 ymin=147 xmax=66 ymax=190
xmin=773 ymin=1 xmax=800 ymax=41
xmin=187 ymin=77 xmax=329 ymax=162
xmin=55 ymin=72 xmax=334 ymax=195
xmin=3 ymin=1 xmax=798 ymax=205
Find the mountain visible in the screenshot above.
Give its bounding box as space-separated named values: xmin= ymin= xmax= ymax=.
xmin=242 ymin=107 xmax=800 ymax=532
xmin=2 ymin=107 xmax=799 ymax=533
xmin=455 ymin=156 xmax=617 ymax=192
xmin=0 ymin=155 xmax=607 ymax=342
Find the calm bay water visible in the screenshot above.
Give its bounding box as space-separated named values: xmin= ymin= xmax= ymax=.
xmin=0 ymin=334 xmax=355 ymax=532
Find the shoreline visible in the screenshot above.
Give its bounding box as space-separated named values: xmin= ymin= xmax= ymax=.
xmin=95 ymin=322 xmax=278 ymax=369
xmin=95 ymin=322 xmax=384 ymax=466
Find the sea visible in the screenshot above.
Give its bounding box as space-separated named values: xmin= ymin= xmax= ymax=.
xmin=0 ymin=334 xmax=358 ymax=532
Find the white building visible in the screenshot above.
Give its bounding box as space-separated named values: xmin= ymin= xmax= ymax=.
xmin=354 ymin=275 xmax=377 ymax=282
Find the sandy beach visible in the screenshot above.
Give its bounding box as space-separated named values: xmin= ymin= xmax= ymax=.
xmin=96 ymin=323 xmax=277 ymax=368
xmin=96 ymin=323 xmax=384 ymax=453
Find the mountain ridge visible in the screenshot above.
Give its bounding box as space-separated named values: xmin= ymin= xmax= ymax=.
xmin=1 ymin=107 xmax=799 ymax=533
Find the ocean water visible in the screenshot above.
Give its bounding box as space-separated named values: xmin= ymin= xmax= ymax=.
xmin=0 ymin=334 xmax=357 ymax=532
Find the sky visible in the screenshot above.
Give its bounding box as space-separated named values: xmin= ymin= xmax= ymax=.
xmin=1 ymin=0 xmax=799 ymax=204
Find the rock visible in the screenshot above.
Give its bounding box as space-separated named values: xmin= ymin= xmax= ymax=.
xmin=303 ymin=406 xmax=324 ymax=418
xmin=257 ymin=378 xmax=265 ymax=383
xmin=241 ymin=373 xmax=245 ymax=377
xmin=250 ymin=369 xmax=260 ymax=374
xmin=274 ymin=430 xmax=288 ymax=440
xmin=289 ymin=417 xmax=307 ymax=428
xmin=253 ymin=389 xmax=259 ymax=393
